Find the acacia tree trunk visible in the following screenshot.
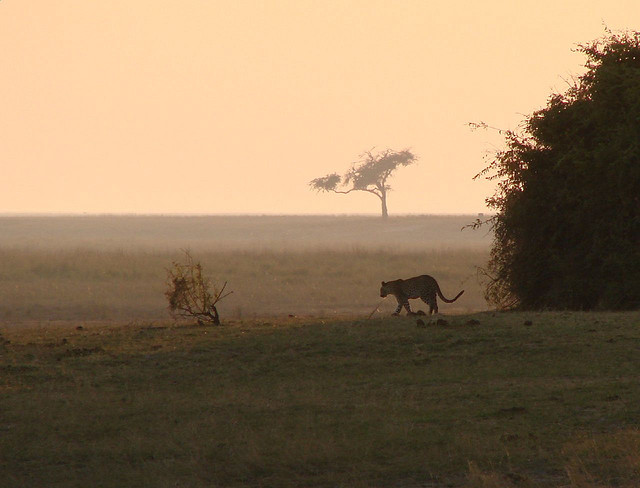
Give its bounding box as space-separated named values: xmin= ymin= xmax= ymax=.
xmin=380 ymin=191 xmax=388 ymax=219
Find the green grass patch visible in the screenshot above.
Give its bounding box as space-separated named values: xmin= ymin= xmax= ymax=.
xmin=1 ymin=312 xmax=640 ymax=486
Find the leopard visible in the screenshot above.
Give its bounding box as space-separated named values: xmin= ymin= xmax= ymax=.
xmin=380 ymin=274 xmax=464 ymax=316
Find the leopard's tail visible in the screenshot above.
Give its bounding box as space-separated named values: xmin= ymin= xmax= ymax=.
xmin=436 ymin=283 xmax=465 ymax=303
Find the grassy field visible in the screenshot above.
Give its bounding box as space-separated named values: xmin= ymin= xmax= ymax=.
xmin=0 ymin=247 xmax=487 ymax=322
xmin=1 ymin=312 xmax=640 ymax=487
xmin=13 ymin=215 xmax=635 ymax=487
xmin=0 ymin=215 xmax=490 ymax=322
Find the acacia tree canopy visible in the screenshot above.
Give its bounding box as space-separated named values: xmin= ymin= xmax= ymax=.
xmin=309 ymin=149 xmax=417 ymax=218
xmin=476 ymin=30 xmax=640 ymax=310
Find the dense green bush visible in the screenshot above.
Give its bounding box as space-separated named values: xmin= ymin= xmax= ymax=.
xmin=478 ymin=30 xmax=640 ymax=310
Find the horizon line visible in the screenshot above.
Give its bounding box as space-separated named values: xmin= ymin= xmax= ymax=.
xmin=0 ymin=211 xmax=491 ymax=218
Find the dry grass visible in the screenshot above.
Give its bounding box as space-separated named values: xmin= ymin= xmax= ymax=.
xmin=467 ymin=428 xmax=640 ymax=488
xmin=0 ymin=215 xmax=490 ymax=322
xmin=562 ymin=429 xmax=640 ymax=487
xmin=0 ymin=247 xmax=488 ymax=322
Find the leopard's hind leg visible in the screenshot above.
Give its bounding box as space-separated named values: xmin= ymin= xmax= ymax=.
xmin=420 ymin=296 xmax=438 ymax=314
xmin=402 ymin=299 xmax=413 ymax=315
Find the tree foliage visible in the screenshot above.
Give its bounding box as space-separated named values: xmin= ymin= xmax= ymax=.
xmin=165 ymin=250 xmax=232 ymax=325
xmin=309 ymin=149 xmax=417 ymax=218
xmin=476 ymin=30 xmax=640 ymax=310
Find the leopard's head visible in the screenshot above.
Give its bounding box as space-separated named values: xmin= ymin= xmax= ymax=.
xmin=380 ymin=281 xmax=390 ymax=298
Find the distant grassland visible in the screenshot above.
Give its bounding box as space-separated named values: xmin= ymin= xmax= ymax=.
xmin=0 ymin=215 xmax=490 ymax=322
xmin=0 ymin=214 xmax=490 ymax=250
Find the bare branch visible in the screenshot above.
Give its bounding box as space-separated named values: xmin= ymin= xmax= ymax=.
xmin=214 ymin=281 xmax=234 ymax=302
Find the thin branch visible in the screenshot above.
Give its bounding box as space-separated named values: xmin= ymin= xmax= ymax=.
xmin=461 ymin=216 xmax=496 ymax=231
xmin=214 ymin=281 xmax=233 ymax=303
xmin=362 ymin=188 xmax=382 ymax=199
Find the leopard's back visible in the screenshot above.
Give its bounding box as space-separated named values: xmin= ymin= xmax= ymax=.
xmin=381 ymin=275 xmax=438 ymax=300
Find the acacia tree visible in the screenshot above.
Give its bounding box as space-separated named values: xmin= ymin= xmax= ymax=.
xmin=475 ymin=30 xmax=640 ymax=310
xmin=309 ymin=149 xmax=417 ymax=218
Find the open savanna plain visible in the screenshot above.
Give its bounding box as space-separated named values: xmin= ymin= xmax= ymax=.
xmin=1 ymin=215 xmax=639 ymax=487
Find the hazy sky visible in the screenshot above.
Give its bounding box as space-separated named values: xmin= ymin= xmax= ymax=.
xmin=2 ymin=1 xmax=638 ymax=215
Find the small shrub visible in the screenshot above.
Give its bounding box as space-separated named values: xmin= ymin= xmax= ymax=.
xmin=165 ymin=250 xmax=232 ymax=325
